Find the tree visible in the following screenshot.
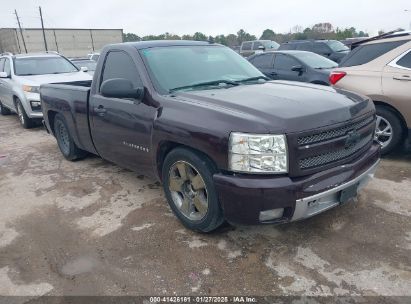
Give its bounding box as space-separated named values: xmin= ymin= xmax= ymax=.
xmin=123 ymin=32 xmax=141 ymax=42
xmin=312 ymin=22 xmax=334 ymax=33
xmin=192 ymin=32 xmax=207 ymax=41
xmin=226 ymin=34 xmax=238 ymax=48
xmin=237 ymin=29 xmax=256 ymax=44
xmin=182 ymin=34 xmax=193 ymax=40
xmin=260 ymin=29 xmax=276 ymax=40
xmin=214 ymin=35 xmax=228 ymax=45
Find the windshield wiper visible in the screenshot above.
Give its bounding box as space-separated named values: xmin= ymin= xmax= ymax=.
xmin=236 ymin=76 xmax=269 ymax=83
xmin=169 ymin=80 xmax=239 ymax=93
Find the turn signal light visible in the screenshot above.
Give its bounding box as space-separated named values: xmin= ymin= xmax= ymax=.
xmin=329 ymin=71 xmax=347 ymax=85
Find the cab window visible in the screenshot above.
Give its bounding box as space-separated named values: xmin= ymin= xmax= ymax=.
xmin=101 ymin=51 xmax=142 ymax=89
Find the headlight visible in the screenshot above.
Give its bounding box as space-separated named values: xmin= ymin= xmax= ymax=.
xmin=229 ymin=133 xmax=288 ymax=173
xmin=23 ymin=85 xmax=40 ymax=94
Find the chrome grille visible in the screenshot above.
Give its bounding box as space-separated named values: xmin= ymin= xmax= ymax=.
xmin=299 ymin=134 xmax=373 ymax=169
xmin=298 ymin=115 xmax=375 ymax=145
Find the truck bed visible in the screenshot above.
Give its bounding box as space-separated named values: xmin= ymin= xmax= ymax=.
xmin=40 ymin=80 xmax=96 ymax=154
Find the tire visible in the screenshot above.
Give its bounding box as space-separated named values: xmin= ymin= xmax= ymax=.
xmin=15 ymin=98 xmax=35 ymax=129
xmin=162 ymin=147 xmax=224 ymax=233
xmin=54 ymin=113 xmax=87 ymax=161
xmin=375 ymin=106 xmax=404 ymax=155
xmin=0 ymin=101 xmax=11 ymax=115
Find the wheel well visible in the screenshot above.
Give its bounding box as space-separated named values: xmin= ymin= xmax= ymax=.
xmin=374 ymin=101 xmax=408 ymax=139
xmin=47 ymin=111 xmax=58 ymax=135
xmin=156 ymin=141 xmax=218 ymax=181
xmin=12 ymin=95 xmax=19 ymax=107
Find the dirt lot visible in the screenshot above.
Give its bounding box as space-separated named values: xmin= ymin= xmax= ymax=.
xmin=0 ymin=113 xmax=410 ymax=297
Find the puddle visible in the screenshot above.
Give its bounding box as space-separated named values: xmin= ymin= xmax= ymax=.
xmin=61 ymin=256 xmax=99 ymax=276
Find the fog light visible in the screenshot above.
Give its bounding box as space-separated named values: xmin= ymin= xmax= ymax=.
xmin=30 ymin=101 xmax=41 ymax=111
xmin=259 ymin=208 xmax=284 ymax=222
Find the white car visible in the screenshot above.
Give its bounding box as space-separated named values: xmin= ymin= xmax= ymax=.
xmin=0 ymin=52 xmax=92 ymax=128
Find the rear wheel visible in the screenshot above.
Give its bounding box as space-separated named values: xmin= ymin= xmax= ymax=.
xmin=0 ymin=101 xmax=11 ymax=115
xmin=375 ymin=106 xmax=404 ymax=155
xmin=162 ymin=148 xmax=224 ymax=232
xmin=54 ymin=113 xmax=87 ymax=161
xmin=15 ymin=98 xmax=35 ymax=129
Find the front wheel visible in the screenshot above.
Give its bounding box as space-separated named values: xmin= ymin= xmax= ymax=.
xmin=15 ymin=99 xmax=35 ymax=129
xmin=54 ymin=113 xmax=87 ymax=161
xmin=375 ymin=106 xmax=404 ymax=155
xmin=162 ymin=148 xmax=224 ymax=233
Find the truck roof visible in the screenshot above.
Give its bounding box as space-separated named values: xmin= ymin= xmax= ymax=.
xmin=112 ymin=40 xmax=215 ymax=50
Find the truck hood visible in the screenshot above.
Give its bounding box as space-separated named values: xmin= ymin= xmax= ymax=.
xmin=16 ymin=72 xmax=92 ymax=85
xmin=175 ymin=81 xmax=374 ymax=133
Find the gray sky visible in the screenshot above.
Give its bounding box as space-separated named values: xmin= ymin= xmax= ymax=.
xmin=0 ymin=0 xmax=410 ymax=37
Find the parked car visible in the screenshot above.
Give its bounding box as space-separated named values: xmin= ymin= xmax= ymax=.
xmin=71 ymin=58 xmax=97 ymax=75
xmin=248 ymin=50 xmax=338 ymax=85
xmin=41 ymin=41 xmax=380 ymax=232
xmin=330 ymin=32 xmax=411 ymax=154
xmin=240 ymin=40 xmax=279 ymax=57
xmin=87 ymin=53 xmax=100 ymax=62
xmin=279 ymin=40 xmax=350 ymax=63
xmin=0 ymin=52 xmax=92 ymax=128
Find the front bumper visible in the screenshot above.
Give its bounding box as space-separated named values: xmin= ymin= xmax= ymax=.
xmin=214 ymin=143 xmax=380 ymax=225
xmin=23 ymin=92 xmax=43 ymax=119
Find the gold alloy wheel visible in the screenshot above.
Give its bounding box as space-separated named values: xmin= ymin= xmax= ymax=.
xmin=168 ymin=161 xmax=209 ymax=221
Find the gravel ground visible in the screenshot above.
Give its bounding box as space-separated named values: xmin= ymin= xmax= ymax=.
xmin=0 ymin=114 xmax=410 ymax=299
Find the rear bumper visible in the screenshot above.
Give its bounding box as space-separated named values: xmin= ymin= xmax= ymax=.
xmin=213 ymin=143 xmax=380 ymax=225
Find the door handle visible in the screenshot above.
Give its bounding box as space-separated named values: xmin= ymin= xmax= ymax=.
xmin=267 ymin=72 xmax=277 ymax=77
xmin=94 ymin=105 xmax=107 ymax=116
xmin=393 ymin=75 xmax=411 ymax=81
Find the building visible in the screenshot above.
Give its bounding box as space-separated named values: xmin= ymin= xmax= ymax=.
xmin=0 ymin=28 xmax=123 ymax=57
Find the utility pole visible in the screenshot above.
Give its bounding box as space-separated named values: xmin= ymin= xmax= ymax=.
xmin=39 ymin=6 xmax=48 ymax=51
xmin=14 ymin=9 xmax=27 ymax=53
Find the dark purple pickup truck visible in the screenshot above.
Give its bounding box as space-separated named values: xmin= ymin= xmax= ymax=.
xmin=41 ymin=41 xmax=380 ymax=232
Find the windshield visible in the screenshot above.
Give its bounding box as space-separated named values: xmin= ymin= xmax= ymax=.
xmin=295 ymin=52 xmax=338 ymax=69
xmin=14 ymin=56 xmax=79 ymax=76
xmin=72 ymin=60 xmax=97 ymax=71
xmin=326 ymin=41 xmax=349 ymax=52
xmin=140 ymin=45 xmax=265 ymax=94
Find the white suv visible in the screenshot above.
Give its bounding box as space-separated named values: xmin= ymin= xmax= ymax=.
xmin=0 ymin=52 xmax=92 ymax=128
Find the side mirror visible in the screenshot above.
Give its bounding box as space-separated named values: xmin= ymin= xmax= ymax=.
xmin=291 ymin=65 xmax=304 ymax=72
xmin=101 ymin=78 xmax=144 ymax=100
xmin=0 ymin=72 xmax=9 ymax=78
xmin=80 ymin=66 xmax=88 ymax=72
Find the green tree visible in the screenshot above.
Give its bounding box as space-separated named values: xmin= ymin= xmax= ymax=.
xmin=260 ymin=29 xmax=276 ymax=40
xmin=182 ymin=34 xmax=193 ymax=40
xmin=214 ymin=35 xmax=228 ymax=45
xmin=226 ymin=34 xmax=238 ymax=47
xmin=123 ymin=32 xmax=141 ymax=42
xmin=237 ymin=29 xmax=256 ymax=44
xmin=192 ymin=32 xmax=207 ymax=41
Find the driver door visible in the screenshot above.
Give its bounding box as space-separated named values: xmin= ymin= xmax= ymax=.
xmin=90 ymin=50 xmax=157 ymax=173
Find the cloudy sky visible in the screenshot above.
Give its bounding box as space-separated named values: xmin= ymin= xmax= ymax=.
xmin=0 ymin=0 xmax=410 ymax=37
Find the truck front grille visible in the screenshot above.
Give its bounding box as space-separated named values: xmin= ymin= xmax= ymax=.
xmin=297 ymin=115 xmax=375 ymax=145
xmin=299 ymin=134 xmax=373 ymax=169
xmin=287 ymin=113 xmax=376 ymax=177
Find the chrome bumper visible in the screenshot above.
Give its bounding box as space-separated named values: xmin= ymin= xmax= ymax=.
xmin=291 ymin=160 xmax=380 ymax=221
